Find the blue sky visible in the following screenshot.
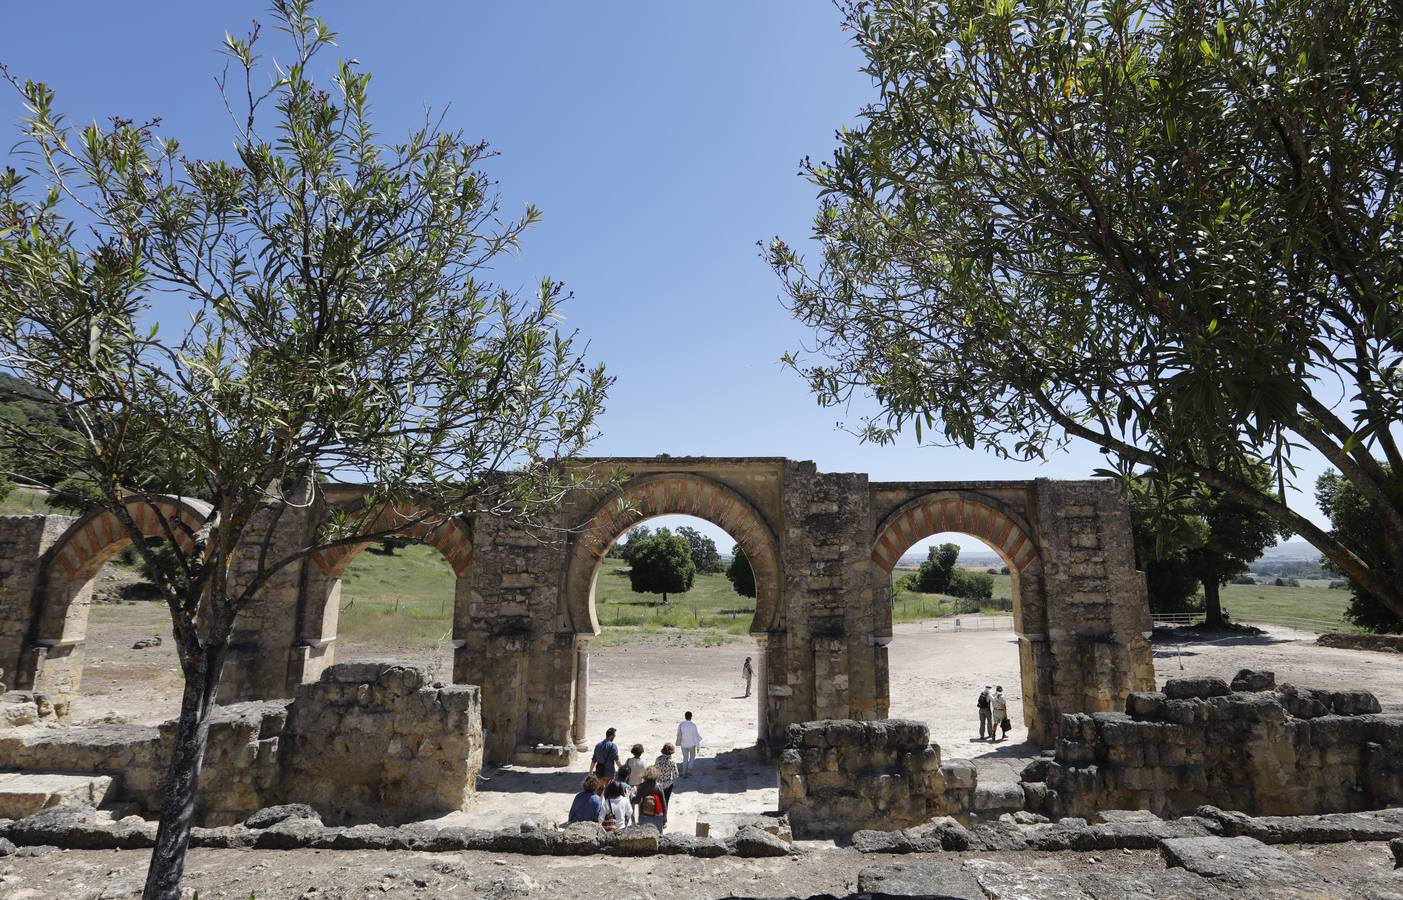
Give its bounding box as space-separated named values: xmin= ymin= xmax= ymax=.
xmin=0 ymin=2 xmax=1332 ymax=554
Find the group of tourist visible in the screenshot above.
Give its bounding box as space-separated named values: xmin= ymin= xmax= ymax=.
xmin=566 ymin=712 xmax=705 ymax=832
xmin=976 ymin=684 xmax=1013 ymax=741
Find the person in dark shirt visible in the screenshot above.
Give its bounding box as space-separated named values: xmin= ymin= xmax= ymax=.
xmin=591 ymin=727 xmax=621 ymax=778
xmin=567 ymin=774 xmax=604 ymax=824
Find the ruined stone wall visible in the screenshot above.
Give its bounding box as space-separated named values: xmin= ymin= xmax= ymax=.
xmin=0 ymin=516 xmax=75 ymax=695
xmin=778 ymin=719 xmax=976 ymax=839
xmin=0 ymin=662 xmax=482 ymax=826
xmin=1024 ymin=671 xmax=1403 ymax=820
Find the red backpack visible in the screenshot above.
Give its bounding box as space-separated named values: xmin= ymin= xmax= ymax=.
xmin=639 ymin=791 xmax=664 ymax=817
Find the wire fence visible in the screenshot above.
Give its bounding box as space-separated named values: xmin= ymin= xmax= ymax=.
xmin=914 ymin=614 xmax=1015 ymax=633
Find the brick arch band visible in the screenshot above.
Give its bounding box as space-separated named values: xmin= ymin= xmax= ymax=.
xmin=872 ymin=490 xmax=1042 ymax=575
xmin=49 ymin=496 xmax=215 ymax=580
xmin=307 ymin=505 xmax=473 ymax=578
xmin=564 ymin=473 xmax=782 ymax=634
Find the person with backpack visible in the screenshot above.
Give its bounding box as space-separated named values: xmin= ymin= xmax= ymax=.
xmin=567 ymin=774 xmax=605 ymax=824
xmin=977 ymin=685 xmax=994 ymax=740
xmin=601 ymin=779 xmax=632 ymax=830
xmin=991 ymin=685 xmax=1011 ymax=742
xmin=591 ymin=727 xmax=621 ymax=778
xmin=636 ymin=766 xmax=667 ymax=832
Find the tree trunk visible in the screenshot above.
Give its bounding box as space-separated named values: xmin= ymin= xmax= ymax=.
xmin=1203 ymin=578 xmax=1224 ymax=629
xmin=142 ymin=647 xmax=225 ymax=900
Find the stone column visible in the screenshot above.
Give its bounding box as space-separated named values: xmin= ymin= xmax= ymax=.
xmin=572 ymin=637 xmax=590 ymax=746
xmin=753 ymin=634 xmax=768 ymax=748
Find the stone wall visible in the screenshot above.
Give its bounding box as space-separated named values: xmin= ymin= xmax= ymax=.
xmin=0 ymin=662 xmax=482 ymax=826
xmin=778 ymin=719 xmax=976 ymax=838
xmin=0 ymin=461 xmax=1157 ymax=765
xmin=1023 ymin=671 xmax=1403 ymax=820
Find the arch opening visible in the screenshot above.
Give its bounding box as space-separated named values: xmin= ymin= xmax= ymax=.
xmin=871 ymin=491 xmax=1045 ymax=769
xmin=293 ymin=506 xmax=471 ymax=687
xmin=22 ymin=498 xmax=211 ymax=712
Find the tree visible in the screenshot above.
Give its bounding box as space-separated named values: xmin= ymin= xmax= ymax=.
xmin=913 ymin=543 xmax=960 ymax=594
xmin=948 ymin=567 xmax=994 ymax=601
xmin=726 ymin=544 xmax=756 ymax=598
xmin=1129 ymin=471 xmax=1283 ymax=625
xmin=769 ymin=0 xmax=1403 ymax=622
xmin=0 ymin=4 xmax=609 ymax=896
xmin=675 ymin=525 xmax=722 ymax=574
xmin=615 ymin=525 xmax=652 ymax=563
xmin=627 ymin=528 xmax=695 ymax=603
xmin=1317 ymin=470 xmax=1403 ymax=633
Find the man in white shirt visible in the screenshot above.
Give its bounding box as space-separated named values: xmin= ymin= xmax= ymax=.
xmin=676 ymin=711 xmax=702 ymax=776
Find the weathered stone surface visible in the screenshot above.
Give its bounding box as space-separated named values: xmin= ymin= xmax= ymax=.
xmin=1392 ymin=836 xmax=1403 ymax=868
xmin=6 ymin=805 xmax=155 ymax=850
xmin=1163 ymin=677 xmax=1230 ymax=700
xmin=1078 ymin=868 xmax=1232 ymax=899
xmin=1230 ymin=669 xmax=1276 ymax=692
xmin=0 ymin=772 xmax=112 ymax=819
xmin=189 ymin=825 xmax=254 ymax=849
xmin=904 ymin=817 xmax=972 ymax=852
xmin=969 ymin=821 xmax=1030 ymax=852
xmin=780 ymin=718 xmax=972 ymax=837
xmin=852 ymin=829 xmax=913 ymax=854
xmin=974 ymin=781 xmax=1024 ymax=813
xmin=557 ymin=821 xmax=610 ymax=855
xmin=250 ymin=816 xmax=323 ymax=849
xmin=856 ymin=861 xmax=986 ymax=899
xmin=0 ymin=837 xmax=14 ymax=857
xmin=1159 ymin=836 xmax=1324 ymax=889
xmin=656 ymin=832 xmax=694 ymax=855
xmin=690 ymin=835 xmax=729 ymax=858
xmin=962 ymin=858 xmax=1093 ymax=899
xmin=612 ymin=824 xmax=659 ymax=855
xmin=324 ymin=823 xmax=411 ymax=851
xmin=243 ymin=804 xmax=321 ymax=829
xmin=731 ymin=824 xmax=791 ymax=857
xmin=1035 ymin=675 xmax=1403 ymax=819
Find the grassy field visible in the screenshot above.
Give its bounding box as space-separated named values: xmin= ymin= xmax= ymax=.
xmin=592 ymin=558 xmax=755 ymax=645
xmin=337 ymin=543 xmax=456 ymax=650
xmin=0 ymin=487 xmax=60 ymax=516
xmin=890 ymin=567 xmax=1014 ymax=623
xmin=1216 ymin=581 xmax=1354 ymax=632
xmin=334 ymin=550 xmax=759 ymax=650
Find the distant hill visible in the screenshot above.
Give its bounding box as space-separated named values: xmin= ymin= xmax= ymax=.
xmin=1257 ymin=540 xmax=1323 ymax=561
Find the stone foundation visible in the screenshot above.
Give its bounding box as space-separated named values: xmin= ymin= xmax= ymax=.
xmin=0 ymin=662 xmax=481 ymax=826
xmin=1023 ymin=671 xmax=1403 ymax=820
xmin=777 ymin=719 xmax=976 ymax=838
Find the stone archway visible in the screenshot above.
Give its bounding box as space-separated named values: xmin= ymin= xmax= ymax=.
xmin=560 ymin=473 xmax=783 ymax=747
xmin=290 ymin=504 xmax=473 ymax=688
xmin=18 ymin=497 xmax=213 ymax=700
xmin=869 ymin=490 xmax=1049 ymax=738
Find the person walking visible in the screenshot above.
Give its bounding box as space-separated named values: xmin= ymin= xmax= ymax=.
xmin=636 ymin=765 xmax=668 ymax=832
xmin=654 ymin=743 xmax=680 ymax=809
xmin=567 ymin=774 xmax=604 ymax=824
xmin=742 ymin=656 xmax=754 ymax=698
xmin=624 ymin=743 xmax=646 ymax=814
xmin=991 ymin=685 xmax=1010 ymax=742
xmin=591 ymin=727 xmax=621 ymax=778
xmin=676 ymin=711 xmax=702 ymax=776
xmin=977 ymin=685 xmax=994 ymax=741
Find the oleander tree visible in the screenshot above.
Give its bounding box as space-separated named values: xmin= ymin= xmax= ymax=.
xmin=769 ymin=0 xmax=1403 ymax=619
xmin=0 ymin=3 xmax=609 ymax=897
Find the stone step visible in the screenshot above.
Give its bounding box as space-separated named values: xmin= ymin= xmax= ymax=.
xmin=0 ymin=772 xmax=113 ymax=819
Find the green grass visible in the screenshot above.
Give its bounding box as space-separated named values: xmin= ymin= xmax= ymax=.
xmin=890 ymin=566 xmax=1014 ymax=623
xmin=1216 ymin=581 xmax=1355 ymax=632
xmin=0 ymin=487 xmax=60 ymax=516
xmin=337 ymin=543 xmax=456 ymax=649
xmin=593 ymin=558 xmax=755 ymax=635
